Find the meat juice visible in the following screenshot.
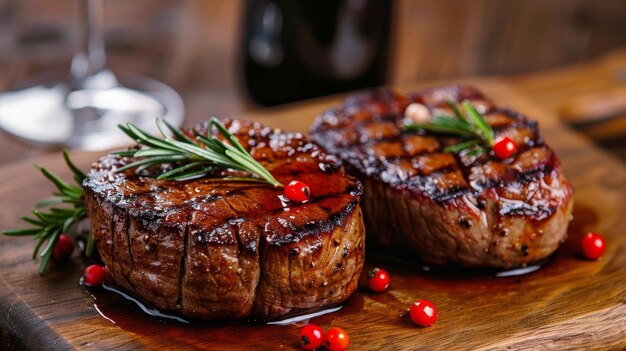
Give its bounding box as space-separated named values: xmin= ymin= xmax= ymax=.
xmin=86 ymin=205 xmax=596 ymax=347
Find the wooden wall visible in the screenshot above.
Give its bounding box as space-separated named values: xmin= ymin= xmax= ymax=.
xmin=1 ymin=0 xmax=625 ymax=108
xmin=390 ymin=0 xmax=626 ymax=83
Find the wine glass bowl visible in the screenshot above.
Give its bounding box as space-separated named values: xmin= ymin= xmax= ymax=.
xmin=0 ymin=0 xmax=184 ymax=151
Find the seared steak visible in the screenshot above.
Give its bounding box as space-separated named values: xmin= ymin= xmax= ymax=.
xmin=83 ymin=120 xmax=365 ymax=320
xmin=310 ymin=86 xmax=574 ymax=268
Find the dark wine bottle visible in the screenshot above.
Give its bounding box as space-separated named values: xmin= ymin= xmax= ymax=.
xmin=241 ymin=0 xmax=393 ymax=106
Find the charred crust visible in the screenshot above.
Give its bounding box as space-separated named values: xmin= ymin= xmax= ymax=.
xmin=476 ymin=198 xmax=487 ymax=209
xmin=521 ymin=244 xmax=529 ymax=256
xmin=458 ymin=216 xmax=472 ymax=229
xmin=85 ymin=119 xmax=365 ymax=320
xmin=266 ymin=200 xmax=359 ymax=247
xmin=311 ymin=86 xmax=572 ymax=270
xmin=497 ymin=199 xmax=556 ymax=221
xmin=176 ymin=222 xmax=189 ymax=311
xmin=310 ymin=85 xmax=571 ymax=225
xmin=314 ymin=89 xmax=518 ymax=186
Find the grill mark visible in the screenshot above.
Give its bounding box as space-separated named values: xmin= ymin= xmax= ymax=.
xmin=250 ymin=219 xmax=268 ymax=315
xmin=111 ymin=206 xmax=133 ymax=290
xmin=403 ymin=165 xmax=470 ymax=202
xmin=176 ymin=223 xmax=189 ymax=311
xmin=123 ymin=213 xmax=137 ymax=291
xmin=407 ymin=85 xmax=489 ymax=104
xmin=466 ymin=152 xmax=556 ymax=192
xmin=316 ymin=87 xmax=556 ymax=208
xmin=227 ymin=217 xmax=256 ymax=315
xmin=417 ymin=164 xmax=458 ymax=177
xmin=105 ymin=180 xmax=358 ymax=250
xmin=267 ymin=200 xmax=359 ymax=247
xmin=451 ymin=151 xmax=477 ymax=201
xmin=341 ymin=113 xmax=404 ymax=130
xmin=109 ymin=206 xmax=115 ymax=284
xmin=497 ymin=197 xmax=556 ymax=221
xmin=320 ymin=104 xmax=541 ymax=155
xmin=491 ymin=123 xmax=518 ymax=133
xmin=193 ymin=182 xmax=360 ymax=246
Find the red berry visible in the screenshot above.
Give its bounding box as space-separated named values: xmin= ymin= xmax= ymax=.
xmin=53 ymin=234 xmax=74 ymax=261
xmin=298 ymin=324 xmax=324 ymax=350
xmin=367 ymin=268 xmax=390 ymax=293
xmin=284 ymin=180 xmax=311 ymax=202
xmin=410 ymin=299 xmax=437 ymax=327
xmin=324 ymin=327 xmax=349 ymax=351
xmin=581 ymin=232 xmax=606 ymax=260
xmin=83 ymin=264 xmax=106 ymax=286
xmin=493 ymin=137 xmax=518 ymax=159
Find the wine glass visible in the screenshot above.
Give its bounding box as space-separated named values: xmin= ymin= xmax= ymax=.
xmin=0 ymin=0 xmax=184 ymax=150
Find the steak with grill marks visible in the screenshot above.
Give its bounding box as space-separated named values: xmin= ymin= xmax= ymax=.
xmin=83 ymin=120 xmax=365 ymax=321
xmin=310 ymin=86 xmax=574 ymax=268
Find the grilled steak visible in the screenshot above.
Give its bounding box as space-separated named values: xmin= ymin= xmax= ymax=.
xmin=83 ymin=120 xmax=365 ymax=321
xmin=310 ymin=86 xmax=574 ymax=268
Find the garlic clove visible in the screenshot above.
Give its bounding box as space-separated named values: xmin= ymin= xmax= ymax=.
xmin=404 ymin=103 xmax=431 ymax=124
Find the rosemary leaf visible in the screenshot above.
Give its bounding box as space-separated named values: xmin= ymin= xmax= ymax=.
xmin=404 ymin=100 xmax=495 ymax=157
xmin=33 ymin=230 xmax=53 ymax=259
xmin=210 ymin=117 xmax=249 ymax=155
xmin=36 ymin=197 xmax=63 ymax=208
xmin=63 ymin=149 xmax=86 ymax=185
xmin=3 ymin=151 xmax=90 ymax=274
xmin=156 ymin=162 xmax=213 ymax=180
xmin=133 ymin=149 xmax=182 ymax=158
xmin=167 ymin=167 xmax=216 ymax=181
xmin=443 ymin=139 xmax=481 ymax=153
xmin=447 ymin=100 xmax=467 ymax=122
xmin=116 ymin=156 xmax=186 ymax=173
xmin=116 ymin=118 xmax=283 ymax=187
xmin=2 ymin=228 xmax=41 ymax=236
xmin=161 ymin=118 xmax=196 ymax=144
xmin=462 ymin=101 xmax=494 ymax=145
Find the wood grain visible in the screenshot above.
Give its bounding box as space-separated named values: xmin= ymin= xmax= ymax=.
xmin=0 ymin=80 xmax=625 ymax=350
xmin=390 ymin=0 xmax=626 ymax=84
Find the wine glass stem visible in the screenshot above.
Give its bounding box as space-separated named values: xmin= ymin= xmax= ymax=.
xmin=71 ymin=0 xmax=106 ymax=84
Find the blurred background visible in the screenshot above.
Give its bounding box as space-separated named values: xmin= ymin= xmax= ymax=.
xmin=1 ymin=0 xmax=626 ymax=163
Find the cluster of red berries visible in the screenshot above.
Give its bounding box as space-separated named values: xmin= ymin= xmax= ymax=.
xmin=299 ymin=325 xmax=349 ymax=351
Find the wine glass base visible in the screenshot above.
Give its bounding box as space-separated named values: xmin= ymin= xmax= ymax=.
xmin=0 ymin=72 xmax=184 ymax=151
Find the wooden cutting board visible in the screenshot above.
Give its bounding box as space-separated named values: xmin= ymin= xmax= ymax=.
xmin=0 ymin=80 xmax=624 ymax=350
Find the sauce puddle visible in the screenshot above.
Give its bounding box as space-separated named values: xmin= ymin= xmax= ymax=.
xmin=85 ymin=205 xmax=598 ymax=347
xmin=100 ymin=283 xmax=190 ymax=324
xmin=90 ymin=283 xmax=347 ymax=326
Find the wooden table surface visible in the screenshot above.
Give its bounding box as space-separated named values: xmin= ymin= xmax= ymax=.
xmin=1 ymin=79 xmax=625 ymax=350
xmin=1 ymin=56 xmax=626 ymax=350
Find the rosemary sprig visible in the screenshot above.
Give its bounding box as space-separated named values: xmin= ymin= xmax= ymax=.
xmin=2 ymin=150 xmax=91 ymax=274
xmin=114 ymin=117 xmax=283 ymax=187
xmin=404 ymin=100 xmax=495 ymax=157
